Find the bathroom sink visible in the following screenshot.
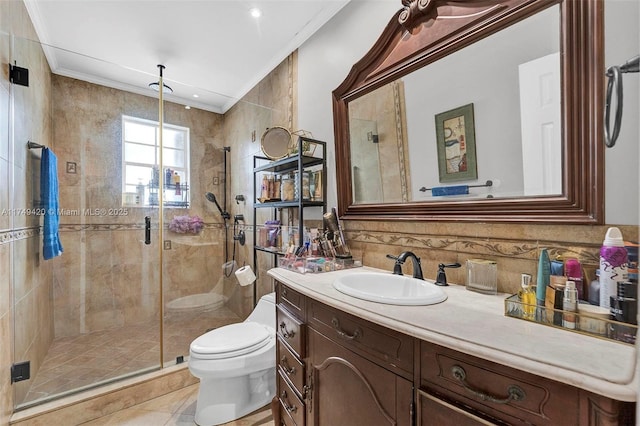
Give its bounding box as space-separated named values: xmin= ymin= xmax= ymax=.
xmin=332 ymin=272 xmax=447 ymax=305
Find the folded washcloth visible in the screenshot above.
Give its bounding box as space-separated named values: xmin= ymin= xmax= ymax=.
xmin=41 ymin=148 xmax=63 ymax=260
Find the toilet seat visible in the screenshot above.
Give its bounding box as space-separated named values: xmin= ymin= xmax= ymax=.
xmin=190 ymin=322 xmax=272 ymax=360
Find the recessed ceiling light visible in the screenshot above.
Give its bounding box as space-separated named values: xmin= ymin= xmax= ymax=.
xmin=249 ymin=7 xmax=261 ymax=18
xmin=193 ymin=94 xmax=199 ymax=98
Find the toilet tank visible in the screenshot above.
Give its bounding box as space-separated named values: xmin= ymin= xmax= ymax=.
xmin=245 ymin=292 xmax=276 ymax=329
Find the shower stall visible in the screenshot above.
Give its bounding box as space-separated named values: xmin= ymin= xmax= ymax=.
xmin=3 ymin=34 xmax=274 ymax=412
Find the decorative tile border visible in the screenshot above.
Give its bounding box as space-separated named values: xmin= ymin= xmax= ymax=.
xmin=346 ymin=229 xmax=601 ymax=265
xmin=0 ymin=227 xmax=40 ymax=245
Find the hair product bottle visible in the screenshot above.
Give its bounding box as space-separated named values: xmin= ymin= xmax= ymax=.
xmin=599 ymin=227 xmax=628 ymax=309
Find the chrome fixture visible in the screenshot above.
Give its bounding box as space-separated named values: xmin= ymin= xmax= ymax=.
xmin=387 ymin=251 xmax=424 ymax=280
xmin=605 ymin=54 xmax=639 ymax=147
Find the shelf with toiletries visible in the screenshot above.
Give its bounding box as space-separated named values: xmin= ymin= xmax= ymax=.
xmin=253 ymin=136 xmax=327 ymax=279
xmin=504 ymin=294 xmax=637 ymax=345
xmin=146 ymin=182 xmax=190 ymax=208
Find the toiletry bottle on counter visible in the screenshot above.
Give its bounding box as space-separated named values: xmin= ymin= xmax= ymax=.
xmin=588 ymin=269 xmax=600 ymax=305
xmin=562 ymin=280 xmax=578 ymax=329
xmin=536 ymin=248 xmax=551 ymax=319
xmin=565 ymin=258 xmax=584 ymax=300
xmin=520 ymin=273 xmax=536 ymax=320
xmin=599 ymin=227 xmax=628 ymax=309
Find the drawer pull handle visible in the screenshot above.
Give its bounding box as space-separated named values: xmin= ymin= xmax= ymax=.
xmin=279 ymin=322 xmax=295 ymax=339
xmin=331 ymin=317 xmax=362 ymax=341
xmin=451 ymin=365 xmax=526 ymax=404
xmin=280 ymin=356 xmax=296 ymax=375
xmin=280 ymin=391 xmax=298 ymax=413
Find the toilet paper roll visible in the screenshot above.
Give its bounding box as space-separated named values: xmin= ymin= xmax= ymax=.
xmin=235 ymin=265 xmax=256 ymax=286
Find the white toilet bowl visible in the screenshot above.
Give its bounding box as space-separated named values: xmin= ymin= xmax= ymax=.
xmin=188 ymin=292 xmax=276 ymax=426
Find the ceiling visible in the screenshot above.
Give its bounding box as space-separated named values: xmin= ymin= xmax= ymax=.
xmin=24 ymin=0 xmax=350 ymax=113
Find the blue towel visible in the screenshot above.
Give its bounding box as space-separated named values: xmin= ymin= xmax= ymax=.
xmin=41 ymin=148 xmax=63 ymax=260
xmin=431 ymin=185 xmax=469 ymax=196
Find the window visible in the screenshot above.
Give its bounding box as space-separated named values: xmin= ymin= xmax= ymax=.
xmin=122 ymin=115 xmax=190 ymax=207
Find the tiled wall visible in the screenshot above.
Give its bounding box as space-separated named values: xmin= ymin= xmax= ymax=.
xmin=223 ymin=52 xmax=296 ymax=318
xmin=1 ymin=0 xmax=55 ymax=416
xmin=344 ymin=220 xmax=639 ymax=296
xmin=51 ymin=75 xmax=232 ymax=336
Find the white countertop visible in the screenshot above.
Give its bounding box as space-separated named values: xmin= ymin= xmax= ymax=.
xmin=268 ymin=266 xmax=639 ymax=401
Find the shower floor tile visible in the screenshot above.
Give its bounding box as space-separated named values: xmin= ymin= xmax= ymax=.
xmin=21 ymin=306 xmax=242 ymax=407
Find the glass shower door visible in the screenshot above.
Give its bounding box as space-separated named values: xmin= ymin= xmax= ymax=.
xmin=10 ymin=38 xmax=163 ymax=409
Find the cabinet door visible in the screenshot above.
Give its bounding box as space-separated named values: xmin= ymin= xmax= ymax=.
xmin=307 ymin=329 xmax=413 ymax=426
xmin=418 ymin=389 xmax=503 ymax=426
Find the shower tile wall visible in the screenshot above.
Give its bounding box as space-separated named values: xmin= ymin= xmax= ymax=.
xmin=223 ymin=52 xmax=297 ymax=317
xmin=51 ymin=75 xmax=236 ymax=335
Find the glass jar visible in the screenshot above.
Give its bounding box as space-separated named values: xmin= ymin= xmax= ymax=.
xmin=281 ymin=174 xmax=295 ymax=201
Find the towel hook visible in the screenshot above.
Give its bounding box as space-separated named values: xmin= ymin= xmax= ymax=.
xmin=27 ymin=141 xmax=45 ymax=150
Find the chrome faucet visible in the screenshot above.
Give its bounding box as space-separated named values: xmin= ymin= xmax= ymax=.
xmin=386 ymin=251 xmax=424 ymax=280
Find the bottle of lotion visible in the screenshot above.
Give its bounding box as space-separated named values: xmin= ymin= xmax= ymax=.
xmin=599 ymin=227 xmax=628 ymax=309
xmin=562 ymin=280 xmax=578 ymax=329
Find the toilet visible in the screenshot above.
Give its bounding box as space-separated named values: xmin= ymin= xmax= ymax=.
xmin=188 ymin=292 xmax=276 ymax=426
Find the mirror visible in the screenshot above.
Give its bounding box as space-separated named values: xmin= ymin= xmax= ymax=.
xmin=333 ymin=0 xmax=604 ymax=223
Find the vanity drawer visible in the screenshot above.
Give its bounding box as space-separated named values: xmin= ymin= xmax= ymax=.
xmin=277 ymin=337 xmax=305 ymax=395
xmin=307 ymin=299 xmax=413 ymax=376
xmin=277 ymin=305 xmax=306 ymax=358
xmin=278 ymin=371 xmax=305 ymax=426
xmin=277 ymin=281 xmax=305 ymax=321
xmin=420 ymin=342 xmax=579 ymax=425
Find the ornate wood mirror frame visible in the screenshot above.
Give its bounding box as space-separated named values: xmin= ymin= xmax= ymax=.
xmin=333 ymin=0 xmax=604 ymax=223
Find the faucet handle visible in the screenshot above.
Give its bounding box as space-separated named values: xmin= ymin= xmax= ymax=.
xmin=386 ymin=254 xmax=403 ymax=275
xmin=435 ymin=263 xmax=461 ymax=286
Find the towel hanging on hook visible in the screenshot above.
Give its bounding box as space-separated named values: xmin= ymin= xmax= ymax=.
xmin=604 ymin=54 xmax=639 ymax=148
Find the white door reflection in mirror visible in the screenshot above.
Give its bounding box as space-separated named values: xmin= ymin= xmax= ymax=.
xmin=519 ymin=52 xmax=562 ymax=196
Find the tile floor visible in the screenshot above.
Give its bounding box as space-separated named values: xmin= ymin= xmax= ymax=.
xmin=21 ymin=305 xmax=243 ymax=407
xmin=79 ymin=383 xmax=274 ymax=426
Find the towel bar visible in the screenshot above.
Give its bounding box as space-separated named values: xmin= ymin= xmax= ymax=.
xmin=27 ymin=141 xmax=45 ymax=149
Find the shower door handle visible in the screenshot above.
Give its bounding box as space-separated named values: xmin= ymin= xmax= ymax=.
xmin=144 ymin=216 xmax=151 ymax=245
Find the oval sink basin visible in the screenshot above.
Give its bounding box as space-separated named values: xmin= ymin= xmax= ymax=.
xmin=333 ymin=272 xmax=447 ymax=305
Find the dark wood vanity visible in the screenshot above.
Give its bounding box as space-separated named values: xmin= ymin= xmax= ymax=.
xmin=274 ymin=280 xmax=635 ymax=426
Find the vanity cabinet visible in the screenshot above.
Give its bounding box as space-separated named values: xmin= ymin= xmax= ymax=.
xmin=276 ymin=284 xmax=308 ymax=426
xmin=418 ymin=342 xmax=635 ymax=425
xmin=274 ymin=280 xmax=635 ymax=425
xmin=275 ymin=281 xmax=413 ymax=426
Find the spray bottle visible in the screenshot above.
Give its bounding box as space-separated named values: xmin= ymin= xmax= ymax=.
xmin=599 ymin=227 xmax=628 ymax=309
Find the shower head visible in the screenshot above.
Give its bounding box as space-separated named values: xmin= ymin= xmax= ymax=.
xmin=205 ymin=192 xmax=230 ymax=220
xmin=148 ymin=81 xmax=173 ymax=94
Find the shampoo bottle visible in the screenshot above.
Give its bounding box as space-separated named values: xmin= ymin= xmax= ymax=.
xmin=599 ymin=227 xmax=628 ymax=309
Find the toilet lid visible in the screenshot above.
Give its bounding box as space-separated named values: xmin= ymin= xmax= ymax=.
xmin=190 ymin=322 xmax=271 ymax=359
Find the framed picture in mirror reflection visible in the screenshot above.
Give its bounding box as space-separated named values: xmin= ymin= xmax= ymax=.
xmin=435 ymin=103 xmax=478 ymax=183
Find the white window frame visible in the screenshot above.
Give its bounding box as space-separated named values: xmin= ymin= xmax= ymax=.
xmin=121 ymin=115 xmax=191 ymax=208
